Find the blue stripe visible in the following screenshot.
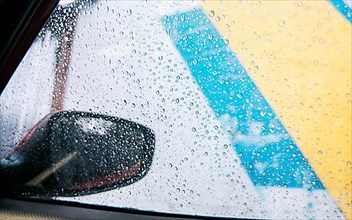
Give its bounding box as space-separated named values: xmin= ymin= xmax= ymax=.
xmin=330 ymin=0 xmax=352 ymax=23
xmin=163 ymin=8 xmax=324 ymax=189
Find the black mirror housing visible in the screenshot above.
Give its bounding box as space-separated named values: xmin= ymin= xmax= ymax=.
xmin=0 ymin=111 xmax=155 ymax=197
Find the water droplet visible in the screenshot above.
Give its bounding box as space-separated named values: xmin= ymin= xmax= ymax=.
xmin=347 ymin=161 xmax=351 ymax=167
xmin=237 ymin=93 xmax=243 ymax=99
xmin=279 ymin=20 xmax=285 ymax=27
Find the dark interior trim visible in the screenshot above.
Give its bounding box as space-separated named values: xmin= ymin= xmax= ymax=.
xmin=0 ymin=196 xmax=249 ymax=220
xmin=0 ymin=0 xmax=59 ymax=95
xmin=0 ymin=198 xmax=185 ymax=220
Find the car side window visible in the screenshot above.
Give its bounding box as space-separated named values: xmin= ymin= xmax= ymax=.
xmin=1 ymin=0 xmax=351 ymax=219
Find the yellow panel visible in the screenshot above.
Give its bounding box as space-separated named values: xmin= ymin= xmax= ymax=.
xmin=200 ymin=1 xmax=351 ymax=218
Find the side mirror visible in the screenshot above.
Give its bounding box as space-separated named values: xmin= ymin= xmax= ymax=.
xmin=0 ymin=111 xmax=155 ymax=197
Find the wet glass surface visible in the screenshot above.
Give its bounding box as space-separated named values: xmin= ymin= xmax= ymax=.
xmin=0 ymin=0 xmax=351 ymax=219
